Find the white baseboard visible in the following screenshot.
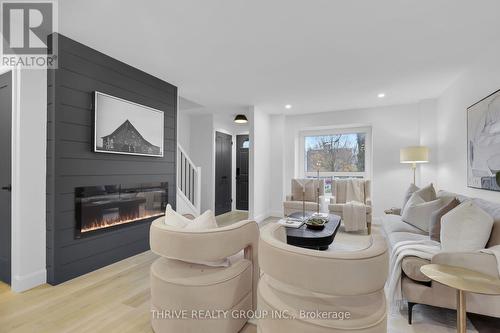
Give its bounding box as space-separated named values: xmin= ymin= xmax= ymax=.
xmin=11 ymin=268 xmax=46 ymax=293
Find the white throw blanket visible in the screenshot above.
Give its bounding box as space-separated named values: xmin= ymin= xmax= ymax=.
xmin=387 ymin=239 xmax=441 ymax=307
xmin=340 ymin=179 xmax=367 ymax=232
xmin=343 ymin=201 xmax=367 ymax=232
xmin=344 ymin=179 xmax=365 ymax=203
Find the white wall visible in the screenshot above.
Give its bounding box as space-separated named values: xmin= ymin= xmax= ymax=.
xmin=177 ymin=110 xmax=191 ymax=153
xmin=418 ymin=99 xmax=439 ymax=186
xmin=249 ymin=107 xmax=272 ymax=221
xmin=188 ymin=114 xmax=214 ymax=213
xmin=277 ymin=103 xmax=426 ymax=217
xmin=269 ymin=114 xmax=286 ymax=216
xmin=11 ymin=67 xmax=47 ymax=292
xmin=436 ymin=45 xmax=500 ymax=202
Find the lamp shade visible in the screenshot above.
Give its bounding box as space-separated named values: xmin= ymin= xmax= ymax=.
xmin=234 ymin=114 xmax=248 ymax=124
xmin=400 ymin=146 xmax=429 ymax=163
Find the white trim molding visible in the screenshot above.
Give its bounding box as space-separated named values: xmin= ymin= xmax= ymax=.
xmin=11 ymin=67 xmax=47 ymax=292
xmin=11 ymin=269 xmax=46 ymax=293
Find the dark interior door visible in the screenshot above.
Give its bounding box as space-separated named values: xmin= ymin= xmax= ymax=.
xmin=215 ymin=132 xmax=232 ymax=216
xmin=0 ymin=71 xmax=12 ymax=285
xmin=236 ymin=135 xmax=249 ymax=210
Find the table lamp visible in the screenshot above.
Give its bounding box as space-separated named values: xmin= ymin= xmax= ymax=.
xmin=400 ymin=146 xmax=429 ymax=184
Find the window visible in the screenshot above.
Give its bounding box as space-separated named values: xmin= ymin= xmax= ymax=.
xmin=241 ymin=139 xmax=250 ymax=148
xmin=299 ymin=127 xmax=371 ymax=193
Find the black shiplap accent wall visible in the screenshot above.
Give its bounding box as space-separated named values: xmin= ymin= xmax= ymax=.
xmin=46 ymin=34 xmax=177 ymax=284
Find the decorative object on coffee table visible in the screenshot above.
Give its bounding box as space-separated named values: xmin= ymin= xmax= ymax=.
xmin=295 ymin=179 xmax=313 ymax=220
xmin=421 ymin=264 xmax=500 ymax=333
xmin=286 ymin=212 xmax=340 ymax=250
xmin=316 ymin=161 xmax=321 ymax=214
xmin=305 ymin=216 xmax=328 ymax=230
xmin=400 ymin=146 xmax=429 ymax=184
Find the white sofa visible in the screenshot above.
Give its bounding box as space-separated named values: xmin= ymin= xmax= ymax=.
xmin=381 ymin=190 xmax=500 ymax=323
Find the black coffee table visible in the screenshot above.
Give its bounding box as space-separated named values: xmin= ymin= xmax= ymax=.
xmin=285 ymin=212 xmax=341 ymax=250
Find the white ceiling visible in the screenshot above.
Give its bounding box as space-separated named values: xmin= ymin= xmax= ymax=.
xmin=58 ymin=0 xmax=500 ymax=115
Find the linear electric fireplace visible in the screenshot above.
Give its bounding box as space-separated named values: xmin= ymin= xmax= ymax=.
xmin=75 ymin=182 xmax=168 ymax=237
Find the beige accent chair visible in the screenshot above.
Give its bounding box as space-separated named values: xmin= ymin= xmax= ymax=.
xmin=257 ymin=223 xmax=389 ymax=332
xmin=149 ymin=217 xmax=259 ymax=333
xmin=283 ymin=179 xmax=324 ymax=216
xmin=328 ymin=179 xmax=372 ymax=233
xmin=382 ymin=190 xmax=500 ymax=324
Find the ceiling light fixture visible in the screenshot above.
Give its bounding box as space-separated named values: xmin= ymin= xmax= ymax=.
xmin=285 ymin=104 xmax=292 ymax=109
xmin=377 ymin=93 xmax=386 ymax=98
xmin=234 ymin=114 xmax=248 ymax=124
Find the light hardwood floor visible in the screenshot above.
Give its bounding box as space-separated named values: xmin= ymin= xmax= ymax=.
xmin=0 ymin=211 xmax=255 ymax=333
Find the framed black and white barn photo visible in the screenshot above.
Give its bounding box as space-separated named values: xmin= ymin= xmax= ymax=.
xmin=93 ymin=92 xmax=164 ymax=157
xmin=467 ymin=89 xmax=500 ymax=192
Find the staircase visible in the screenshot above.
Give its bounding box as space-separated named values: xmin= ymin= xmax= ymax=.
xmin=176 ymin=144 xmax=201 ymax=216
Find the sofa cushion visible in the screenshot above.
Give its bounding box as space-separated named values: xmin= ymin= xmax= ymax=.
xmin=438 ymin=190 xmax=500 ymax=248
xmin=402 ymin=194 xmax=445 ymax=232
xmin=402 ymin=183 xmax=419 ymax=211
xmin=381 ymin=214 xmax=427 ymax=237
xmin=292 ymin=179 xmax=322 ymax=202
xmin=401 ymin=256 xmax=431 ymax=283
xmin=283 ymin=201 xmax=318 ymax=209
xmin=414 ymin=183 xmax=437 ymax=202
xmin=441 ymin=201 xmax=494 ymax=252
xmin=429 ymin=198 xmax=460 ymax=242
xmin=151 ymin=257 xmax=252 ymax=310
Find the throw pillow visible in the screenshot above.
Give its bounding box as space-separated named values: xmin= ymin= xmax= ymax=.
xmin=184 ymin=209 xmax=218 ymax=230
xmin=441 ymin=201 xmax=494 ymax=252
xmin=429 ymin=198 xmax=460 ymax=242
xmin=163 ymin=205 xmax=229 ymax=267
xmin=414 ymin=183 xmax=437 ymax=202
xmin=164 ymin=204 xmax=191 ymax=228
xmin=402 ymin=193 xmax=444 ymax=232
xmin=402 ymin=183 xmax=419 ymax=211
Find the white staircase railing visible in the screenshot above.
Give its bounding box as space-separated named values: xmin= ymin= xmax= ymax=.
xmin=177 ymin=144 xmax=201 ymax=216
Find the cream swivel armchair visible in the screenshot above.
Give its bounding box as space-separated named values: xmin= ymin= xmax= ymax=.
xmin=328 ymin=179 xmax=372 ymax=233
xmin=283 ymin=178 xmax=325 ymax=216
xmin=257 ymin=223 xmax=388 ymax=333
xmin=149 ymin=217 xmax=259 ymax=333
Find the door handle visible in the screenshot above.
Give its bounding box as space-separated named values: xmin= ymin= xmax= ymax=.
xmin=1 ymin=184 xmax=11 ymax=192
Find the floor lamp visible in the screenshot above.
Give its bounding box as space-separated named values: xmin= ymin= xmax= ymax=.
xmin=400 ymin=146 xmax=429 ymax=185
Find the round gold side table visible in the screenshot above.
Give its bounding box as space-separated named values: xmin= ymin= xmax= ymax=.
xmin=421 ymin=264 xmax=500 ymax=333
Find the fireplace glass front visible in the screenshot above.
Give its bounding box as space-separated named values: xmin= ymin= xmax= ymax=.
xmin=75 ymin=182 xmax=168 ymax=237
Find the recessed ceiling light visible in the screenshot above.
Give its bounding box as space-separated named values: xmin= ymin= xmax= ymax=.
xmin=377 ymin=93 xmax=386 ymax=98
xmin=285 ymin=104 xmax=292 ymax=109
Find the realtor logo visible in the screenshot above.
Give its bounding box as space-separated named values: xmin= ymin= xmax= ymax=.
xmin=1 ymin=1 xmax=57 ymax=68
